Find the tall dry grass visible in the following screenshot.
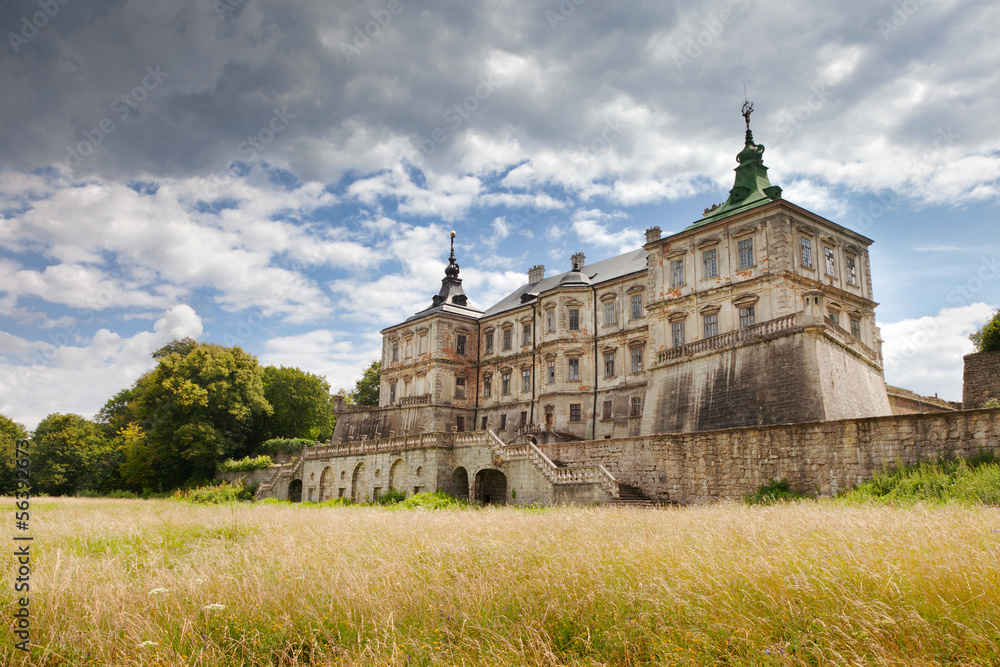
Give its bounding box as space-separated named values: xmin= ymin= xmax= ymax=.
xmin=2 ymin=498 xmax=999 ymax=666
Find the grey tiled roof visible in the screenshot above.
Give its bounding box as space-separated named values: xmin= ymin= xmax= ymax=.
xmin=483 ymin=248 xmax=648 ymax=317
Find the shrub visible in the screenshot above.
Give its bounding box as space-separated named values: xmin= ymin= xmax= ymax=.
xmin=259 ymin=438 xmax=313 ymax=456
xmin=217 ymin=455 xmax=273 ymax=473
xmin=745 ymin=478 xmax=808 ymax=505
xmin=839 ymin=453 xmax=1000 ymax=506
xmin=396 ymin=491 xmax=468 ymax=510
xmin=375 ymin=487 xmax=406 ymax=505
xmin=173 ymin=481 xmax=251 ymax=504
xmin=970 ymin=309 xmax=1000 ymax=353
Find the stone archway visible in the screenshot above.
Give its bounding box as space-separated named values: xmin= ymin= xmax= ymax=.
xmin=451 ymin=467 xmax=469 ymax=500
xmin=319 ymin=466 xmax=332 ymax=501
xmin=287 ymin=478 xmax=302 ymax=503
xmin=388 ymin=458 xmax=406 ymax=495
xmin=351 ymin=462 xmax=366 ymax=503
xmin=475 ymin=469 xmax=507 ymax=505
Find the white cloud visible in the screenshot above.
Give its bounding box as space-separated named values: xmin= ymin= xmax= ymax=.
xmin=880 ymin=302 xmax=995 ymax=401
xmin=570 ymin=209 xmax=642 ymax=254
xmin=260 ymin=329 xmax=378 ymax=393
xmin=0 ymin=305 xmax=204 ymax=430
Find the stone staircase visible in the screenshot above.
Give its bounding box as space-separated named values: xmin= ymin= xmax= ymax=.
xmin=606 ymin=483 xmax=660 ymax=507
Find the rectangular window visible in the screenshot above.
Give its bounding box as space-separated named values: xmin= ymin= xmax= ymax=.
xmin=569 ymin=404 xmax=582 ymax=422
xmin=500 ymin=414 xmax=507 ymax=430
xmin=828 ymin=311 xmax=839 ymax=326
xmin=602 ymin=400 xmax=612 ymax=420
xmin=851 ymin=318 xmax=861 ymax=339
xmin=630 ymin=397 xmax=642 ymax=417
xmin=738 ymin=238 xmax=754 ymax=269
xmin=546 ymin=310 xmax=555 ymax=333
xmin=631 ymin=346 xmax=643 ymax=373
xmin=569 ymin=308 xmax=580 ymax=331
xmin=825 ymin=247 xmax=836 ymax=276
xmin=455 ymin=377 xmax=466 ymax=399
xmin=521 ymin=368 xmax=531 ymax=392
xmin=523 ymin=323 xmax=531 ymax=343
xmin=502 ymin=328 xmax=512 ymax=350
xmin=547 ymin=360 xmax=555 ymax=384
xmin=568 ymin=358 xmax=580 ymax=382
xmin=389 ymin=383 xmax=396 ymax=404
xmin=604 ymin=300 xmax=616 ymax=326
xmin=501 ymin=372 xmax=510 ymax=395
xmin=484 ymin=332 xmax=493 ymax=354
xmin=391 ymin=341 xmax=398 ymax=362
xmin=670 ymin=259 xmax=685 ymax=287
xmin=405 ymin=339 xmax=412 ymax=358
xmin=672 ymin=321 xmax=685 ymax=348
xmin=800 ymin=237 xmax=812 ymax=268
xmin=846 ymin=255 xmax=857 ymax=285
xmin=520 ymin=411 xmax=527 ymax=427
xmin=419 ymin=333 xmax=428 ymax=355
xmin=456 ymin=416 xmax=464 ymax=432
xmin=456 ymin=334 xmax=466 ymax=355
xmin=739 ymin=306 xmax=755 ymax=328
xmin=481 ymin=416 xmax=488 ymax=430
xmin=704 ymin=314 xmax=719 ymax=338
xmin=630 ymin=293 xmax=643 ymax=319
xmin=703 ymin=249 xmax=718 ymax=278
xmin=604 ymin=351 xmax=615 ymax=378
xmin=483 ymin=376 xmax=491 ymax=398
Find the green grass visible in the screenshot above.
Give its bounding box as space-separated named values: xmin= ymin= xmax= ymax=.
xmin=838 ymin=452 xmax=1000 ymax=506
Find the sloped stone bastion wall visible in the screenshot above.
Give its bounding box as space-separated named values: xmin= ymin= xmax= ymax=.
xmin=538 ymin=408 xmax=1000 ymax=504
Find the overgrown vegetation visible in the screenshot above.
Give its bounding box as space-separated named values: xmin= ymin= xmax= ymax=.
xmin=258 ymin=437 xmax=313 ymax=456
xmin=4 ymin=499 xmax=999 ymax=666
xmin=744 ymin=478 xmax=811 ymax=505
xmin=217 ymin=455 xmax=273 ymax=473
xmin=838 ymin=451 xmax=1000 ymax=506
xmin=172 ymin=480 xmax=252 ymax=504
xmin=970 ymin=308 xmax=1000 ymax=353
xmin=374 ymin=487 xmax=406 ymax=505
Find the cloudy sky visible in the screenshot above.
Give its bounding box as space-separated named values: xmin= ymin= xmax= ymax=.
xmin=1 ymin=0 xmax=998 ymax=429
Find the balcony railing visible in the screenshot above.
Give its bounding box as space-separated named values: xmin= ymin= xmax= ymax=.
xmin=398 ymin=394 xmax=431 ymax=407
xmin=659 ymin=313 xmax=798 ymax=363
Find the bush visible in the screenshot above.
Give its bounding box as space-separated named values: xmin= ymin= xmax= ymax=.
xmin=375 ymin=487 xmax=406 ymax=505
xmin=217 ymin=455 xmax=273 ymax=473
xmin=173 ymin=481 xmax=251 ymax=504
xmin=839 ymin=452 xmax=1000 ymax=506
xmin=396 ymin=491 xmax=468 ymax=510
xmin=745 ymin=478 xmax=808 ymax=505
xmin=259 ymin=438 xmax=313 ymax=456
xmin=970 ymin=309 xmax=1000 ymax=353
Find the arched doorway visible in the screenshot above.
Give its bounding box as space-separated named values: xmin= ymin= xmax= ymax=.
xmin=451 ymin=467 xmax=469 ymax=500
xmin=351 ymin=462 xmax=366 ymax=503
xmin=388 ymin=459 xmax=405 ymax=495
xmin=475 ymin=469 xmax=507 ymax=505
xmin=287 ymin=479 xmax=302 ymax=503
xmin=319 ymin=466 xmax=332 ymax=501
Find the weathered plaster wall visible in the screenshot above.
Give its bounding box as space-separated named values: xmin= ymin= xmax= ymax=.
xmin=540 ymin=408 xmax=1000 ymax=504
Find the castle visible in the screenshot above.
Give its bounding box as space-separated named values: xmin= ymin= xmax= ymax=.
xmin=255 ymin=112 xmax=999 ymax=506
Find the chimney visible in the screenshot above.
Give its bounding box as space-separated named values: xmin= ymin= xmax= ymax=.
xmin=645 ymin=227 xmax=661 ymax=244
xmin=570 ymin=252 xmax=585 ymax=271
xmin=528 ymin=264 xmax=545 ymax=283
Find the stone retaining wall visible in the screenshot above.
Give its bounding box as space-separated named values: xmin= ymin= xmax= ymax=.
xmin=964 ymin=351 xmax=1000 ymax=409
xmin=539 ymin=408 xmax=1000 ymax=504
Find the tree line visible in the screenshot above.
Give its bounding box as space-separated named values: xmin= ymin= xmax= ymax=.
xmin=0 ymin=338 xmax=381 ymax=496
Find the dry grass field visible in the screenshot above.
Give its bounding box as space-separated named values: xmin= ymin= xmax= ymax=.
xmin=2 ymin=498 xmax=999 ymax=666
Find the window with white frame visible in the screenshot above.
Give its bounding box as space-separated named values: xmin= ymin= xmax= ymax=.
xmin=604 ymin=351 xmax=615 ymax=378
xmin=825 ymin=247 xmax=836 ymax=276
xmin=546 ymin=360 xmax=555 ymax=384
xmin=846 ymin=255 xmax=857 ymax=285
xmin=483 ymin=374 xmax=492 ymax=398
xmin=630 ymin=293 xmax=643 ymax=319
xmin=739 ymin=306 xmax=755 ymax=328
xmin=568 ymin=358 xmax=580 ymax=381
xmin=484 ymin=331 xmax=493 ymax=354
xmin=546 ymin=310 xmax=555 ymax=333
xmin=704 ymin=313 xmax=719 ymax=338
xmin=522 ymin=322 xmax=531 ymax=344
xmin=521 ymin=368 xmax=531 ymax=392
xmin=631 ymin=346 xmax=643 ymax=373
xmin=569 ymin=308 xmax=580 ymax=331
xmin=738 ymin=238 xmax=754 ymax=269
xmin=703 ymin=248 xmax=718 ymax=278
xmin=501 ymin=372 xmax=511 ymax=395
xmin=672 ymin=321 xmax=685 ymax=347
xmin=604 ymin=300 xmax=616 ymax=326
xmin=670 ymin=259 xmax=685 ymax=287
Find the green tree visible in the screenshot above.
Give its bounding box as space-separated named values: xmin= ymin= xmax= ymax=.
xmin=350 ymin=360 xmax=380 ymax=406
xmin=94 ymin=380 xmax=149 ymax=439
xmin=31 ymin=414 xmax=113 ymax=495
xmin=259 ymin=366 xmax=335 ymax=442
xmin=970 ymin=309 xmax=1000 ymax=353
xmin=0 ymin=415 xmax=29 ymax=496
xmin=132 ymin=340 xmax=271 ymax=487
